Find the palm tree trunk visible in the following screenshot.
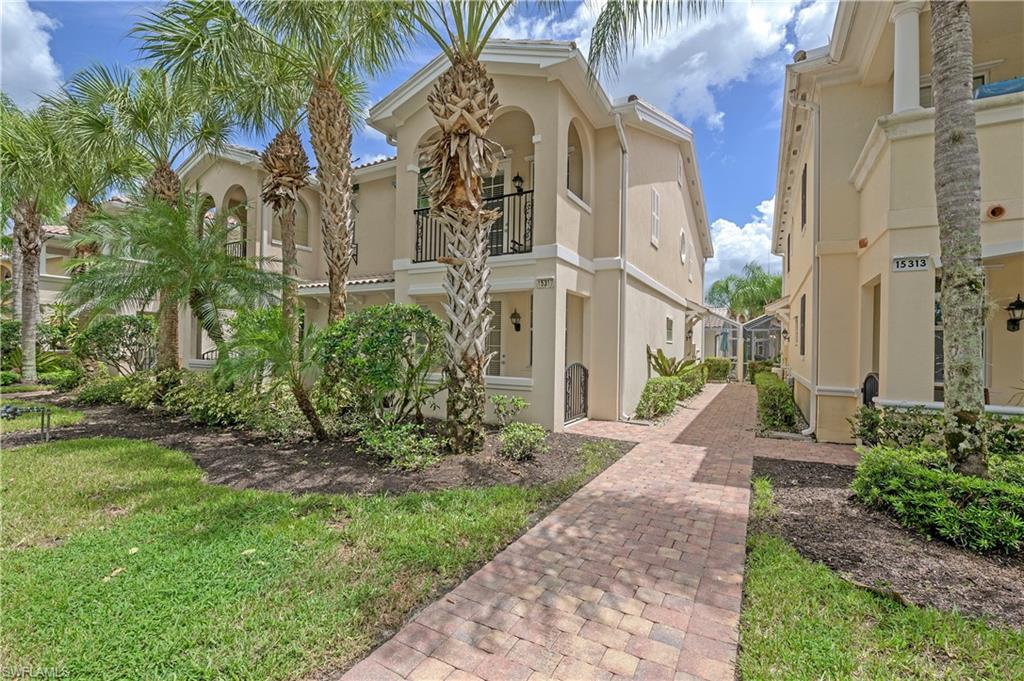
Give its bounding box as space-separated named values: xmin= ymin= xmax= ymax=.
xmin=308 ymin=81 xmax=355 ymax=323
xmin=68 ymin=200 xmax=97 ymax=331
xmin=10 ymin=229 xmax=23 ymax=322
xmin=425 ymin=56 xmax=502 ymax=453
xmin=290 ymin=376 xmax=328 ymax=440
xmin=147 ymin=162 xmax=183 ymax=372
xmin=931 ymin=0 xmax=987 ymax=475
xmin=13 ymin=201 xmax=41 ymax=383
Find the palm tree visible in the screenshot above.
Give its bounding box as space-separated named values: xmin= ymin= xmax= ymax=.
xmin=215 ymin=305 xmax=328 ymax=440
xmin=0 ymin=97 xmax=65 ymax=384
xmin=62 ymin=65 xmax=231 ymax=370
xmin=929 ymin=2 xmax=987 ymax=475
xmin=134 ymin=4 xmax=312 ymax=341
xmin=136 ymin=0 xmax=410 ymax=323
xmin=62 ymin=190 xmax=282 ymax=362
xmin=706 ymin=262 xmax=782 ymax=320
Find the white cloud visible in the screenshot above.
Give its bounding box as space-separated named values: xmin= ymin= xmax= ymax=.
xmin=794 ymin=0 xmax=838 ymax=50
xmin=0 ymin=0 xmax=62 ymax=108
xmin=705 ymin=196 xmax=781 ymax=288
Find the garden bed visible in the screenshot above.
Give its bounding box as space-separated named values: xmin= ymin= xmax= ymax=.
xmin=3 ymin=401 xmax=634 ymax=496
xmin=751 ymin=457 xmax=1024 ymax=628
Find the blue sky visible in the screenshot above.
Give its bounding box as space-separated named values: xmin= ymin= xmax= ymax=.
xmin=2 ymin=0 xmax=838 ymax=288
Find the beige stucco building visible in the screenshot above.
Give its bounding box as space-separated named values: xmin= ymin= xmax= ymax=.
xmin=175 ymin=40 xmax=713 ymax=431
xmin=771 ymin=1 xmax=1024 ymax=443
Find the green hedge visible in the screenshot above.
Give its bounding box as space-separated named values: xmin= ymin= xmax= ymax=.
xmin=635 ymin=376 xmax=681 ymax=420
xmin=677 ymin=364 xmax=706 ymax=401
xmin=755 ymin=372 xmax=799 ymax=433
xmin=747 ymin=360 xmax=774 ymax=383
xmin=704 ymin=357 xmax=731 ymax=381
xmin=852 ymin=446 xmax=1024 ymax=554
xmin=0 ymin=370 xmax=17 ymax=386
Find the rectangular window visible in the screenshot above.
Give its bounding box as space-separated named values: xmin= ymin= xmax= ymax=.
xmin=651 ymin=187 xmax=661 ymax=247
xmin=666 ymin=317 xmax=674 ymax=344
xmin=677 ymin=152 xmax=683 ymax=186
xmin=786 ymin=233 xmax=791 ymax=273
xmin=486 ymin=300 xmax=502 ymax=377
xmin=800 ymin=164 xmax=807 ymax=232
xmin=799 ymin=294 xmax=806 ymax=356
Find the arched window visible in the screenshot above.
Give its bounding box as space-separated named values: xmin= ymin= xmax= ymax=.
xmin=566 ymin=121 xmax=585 ymax=201
xmin=272 ymin=198 xmax=309 ymax=247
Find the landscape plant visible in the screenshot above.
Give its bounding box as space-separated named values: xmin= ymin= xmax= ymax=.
xmin=356 ymin=417 xmax=442 ymax=470
xmin=646 ymin=345 xmax=695 ymax=377
xmin=317 ymin=304 xmax=445 ymax=425
xmin=72 ymin=315 xmax=158 ymax=376
xmin=490 ymin=393 xmax=528 ymax=427
xmin=75 ymin=374 xmax=133 ymax=406
xmin=703 ymin=357 xmax=731 ymax=381
xmin=635 ymin=376 xmax=680 ymax=420
xmin=706 ymin=262 xmax=782 ymax=320
xmin=755 ymin=371 xmax=800 ymax=433
xmin=498 ymin=422 xmax=548 ymax=461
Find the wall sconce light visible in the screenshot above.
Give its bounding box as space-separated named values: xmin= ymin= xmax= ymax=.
xmin=781 ymin=328 xmax=790 ymax=341
xmin=513 ymin=173 xmax=524 ymax=193
xmin=1006 ymin=294 xmax=1024 ymax=332
xmin=510 ymin=308 xmax=522 ymax=332
xmin=686 ymin=328 xmax=693 ymax=341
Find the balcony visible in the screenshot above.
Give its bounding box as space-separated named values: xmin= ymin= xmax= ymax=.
xmin=225 ymin=240 xmax=247 ymax=258
xmin=413 ymin=190 xmax=533 ymax=263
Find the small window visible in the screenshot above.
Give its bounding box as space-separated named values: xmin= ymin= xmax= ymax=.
xmin=666 ymin=317 xmax=674 ymax=344
xmin=567 ymin=121 xmax=585 ymax=200
xmin=800 ymin=164 xmax=807 ymax=232
xmin=676 ymin=152 xmax=683 ymax=186
xmin=272 ymin=199 xmax=310 ymax=247
xmin=651 ymin=188 xmax=661 ymax=247
xmin=416 ymin=169 xmax=430 ymax=210
xmin=799 ymin=294 xmax=806 ymax=356
xmin=786 ymin=233 xmax=791 ymax=272
xmin=679 ymin=228 xmax=687 ymax=266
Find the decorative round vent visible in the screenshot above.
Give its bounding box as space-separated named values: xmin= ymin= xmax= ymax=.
xmin=986 ymin=204 xmax=1006 ymax=219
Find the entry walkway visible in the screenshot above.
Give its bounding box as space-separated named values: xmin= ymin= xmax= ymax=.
xmin=343 ymin=383 xmax=854 ymax=681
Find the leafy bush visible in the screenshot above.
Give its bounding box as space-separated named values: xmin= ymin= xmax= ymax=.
xmin=676 ymin=364 xmax=706 ymax=402
xmin=75 ymin=374 xmax=132 ymax=405
xmin=317 ymin=304 xmax=445 ymax=423
xmin=747 ymin=360 xmax=774 ymax=383
xmin=704 ymin=357 xmax=731 ymax=381
xmin=499 ymin=422 xmax=549 ymax=461
xmin=356 ymin=418 xmax=441 ymax=470
xmin=647 ymin=345 xmax=696 ymax=377
xmin=1 ymin=370 xmax=18 ymax=386
xmin=163 ymin=371 xmax=243 ymax=427
xmin=37 ymin=369 xmax=84 ymax=392
xmin=755 ymin=372 xmax=799 ymax=433
xmin=852 ymin=446 xmax=1024 ymax=553
xmin=1 ymin=319 xmax=21 ymax=367
xmin=37 ymin=303 xmax=77 ymax=351
xmin=635 ymin=376 xmax=680 ymax=420
xmin=73 ymin=314 xmax=156 ymax=376
xmin=491 ymin=394 xmax=528 ymax=427
xmin=849 ymin=406 xmax=1023 ymax=458
xmin=122 ymin=372 xmax=161 ymax=411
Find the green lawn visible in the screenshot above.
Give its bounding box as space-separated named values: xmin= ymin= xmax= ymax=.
xmin=0 ymin=383 xmax=51 ymax=394
xmin=739 ymin=481 xmax=1024 ymax=680
xmin=1 ymin=399 xmax=83 ymax=433
xmin=1 ymin=437 xmax=619 ymax=679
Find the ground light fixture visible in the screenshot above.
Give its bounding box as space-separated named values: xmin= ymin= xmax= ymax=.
xmin=1006 ymin=294 xmax=1024 ymax=332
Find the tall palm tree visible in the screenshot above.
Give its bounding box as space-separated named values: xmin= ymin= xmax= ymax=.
xmin=134 ymin=4 xmax=311 ymax=340
xmin=0 ymin=97 xmax=65 ymax=384
xmin=706 ymin=262 xmax=782 ymax=320
xmin=63 ymin=65 xmax=231 ymax=370
xmin=62 ymin=190 xmax=282 ymax=362
xmin=136 ymin=0 xmax=410 ymax=323
xmin=930 ymin=1 xmax=986 ymax=475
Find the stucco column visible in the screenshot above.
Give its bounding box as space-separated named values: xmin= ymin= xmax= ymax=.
xmin=891 ymin=2 xmax=925 ymax=113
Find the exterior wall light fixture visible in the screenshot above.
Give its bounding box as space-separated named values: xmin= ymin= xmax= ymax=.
xmin=513 ymin=173 xmax=524 ymax=193
xmin=1007 ymin=294 xmax=1024 ymax=332
xmin=510 ymin=308 xmax=522 ymax=332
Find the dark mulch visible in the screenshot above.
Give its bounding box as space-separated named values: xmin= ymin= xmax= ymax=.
xmin=752 ymin=456 xmax=1024 ymax=629
xmin=3 ymin=400 xmax=635 ymax=496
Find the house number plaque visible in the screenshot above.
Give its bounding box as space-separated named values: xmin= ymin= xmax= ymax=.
xmin=535 ymin=276 xmax=555 ymax=289
xmin=891 ymin=255 xmax=930 ymax=272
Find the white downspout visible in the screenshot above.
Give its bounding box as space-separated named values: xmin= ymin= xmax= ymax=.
xmin=788 ymin=91 xmax=821 ymax=437
xmin=614 ymin=113 xmax=629 ymax=420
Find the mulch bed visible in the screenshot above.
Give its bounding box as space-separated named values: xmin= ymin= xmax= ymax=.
xmin=752 ymin=457 xmax=1024 ymax=629
xmin=2 ymin=399 xmax=635 ymax=496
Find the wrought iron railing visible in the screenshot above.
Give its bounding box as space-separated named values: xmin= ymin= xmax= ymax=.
xmin=225 ymin=240 xmax=246 ymax=258
xmin=413 ymin=190 xmax=533 ymax=263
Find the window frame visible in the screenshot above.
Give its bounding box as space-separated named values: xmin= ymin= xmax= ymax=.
xmin=799 ymin=294 xmax=806 ymax=356
xmin=650 ymin=187 xmax=661 ymax=248
xmin=800 ymin=164 xmax=807 ymax=232
xmin=666 ymin=316 xmax=674 ymax=344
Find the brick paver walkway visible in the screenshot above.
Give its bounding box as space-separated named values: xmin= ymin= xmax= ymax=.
xmin=343 ymin=383 xmax=855 ymax=681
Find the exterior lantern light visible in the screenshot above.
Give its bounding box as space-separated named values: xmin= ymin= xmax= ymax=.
xmin=781 ymin=328 xmax=790 ymax=341
xmin=513 ymin=173 xmax=524 ymax=193
xmin=510 ymin=308 xmax=522 ymax=332
xmin=1007 ymin=294 xmax=1024 ymax=332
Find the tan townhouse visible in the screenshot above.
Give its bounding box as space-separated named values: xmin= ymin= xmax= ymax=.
xmin=178 ymin=39 xmax=714 ymax=431
xmin=771 ymin=1 xmax=1024 ymax=443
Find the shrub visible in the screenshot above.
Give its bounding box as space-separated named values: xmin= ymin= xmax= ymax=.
xmin=849 ymin=406 xmax=1023 ymax=457
xmin=163 ymin=372 xmax=242 ymax=427
xmin=37 ymin=369 xmax=84 ymax=392
xmin=73 ymin=314 xmax=156 ymax=376
xmin=676 ymin=364 xmax=706 ymax=402
xmin=499 ymin=422 xmax=549 ymax=461
xmin=852 ymin=446 xmax=1024 ymax=553
xmin=357 ymin=418 xmax=440 ymax=470
xmin=755 ymin=372 xmax=799 ymax=433
xmin=0 ymin=319 xmax=21 ymax=368
xmin=747 ymin=360 xmax=774 ymax=383
xmin=491 ymin=394 xmax=528 ymax=427
xmin=1 ymin=370 xmax=18 ymax=386
xmin=647 ymin=346 xmax=696 ymax=377
xmin=704 ymin=357 xmax=731 ymax=381
xmin=635 ymin=376 xmax=679 ymax=420
xmin=75 ymin=374 xmax=132 ymax=405
xmin=317 ymin=304 xmax=444 ymax=423
xmin=122 ymin=372 xmax=161 ymax=411
xmin=37 ymin=303 xmax=77 ymax=351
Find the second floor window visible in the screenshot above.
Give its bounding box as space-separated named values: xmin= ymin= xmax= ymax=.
xmin=799 ymin=294 xmax=806 ymax=356
xmin=800 ymin=164 xmax=807 ymax=232
xmin=272 ymin=198 xmax=310 ymax=248
xmin=651 ymin=188 xmax=661 ymax=247
xmin=666 ymin=317 xmax=674 ymax=344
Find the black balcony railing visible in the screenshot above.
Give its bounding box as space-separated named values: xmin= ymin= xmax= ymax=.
xmin=413 ymin=190 xmax=533 ymax=263
xmin=225 ymin=240 xmax=247 ymax=258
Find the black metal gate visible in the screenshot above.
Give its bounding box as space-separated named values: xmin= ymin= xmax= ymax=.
xmin=565 ymin=363 xmax=588 ymax=424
